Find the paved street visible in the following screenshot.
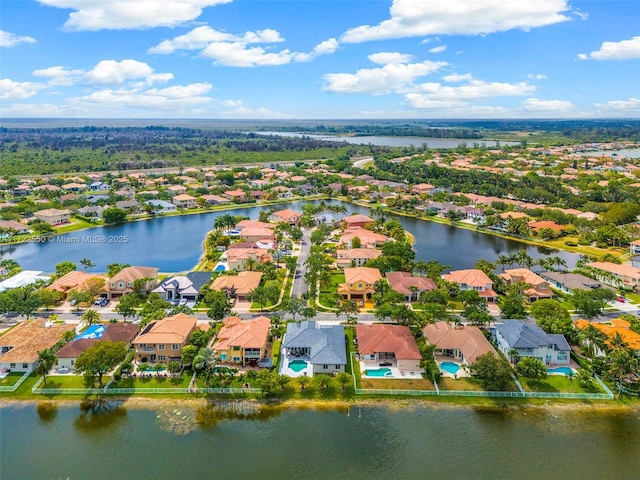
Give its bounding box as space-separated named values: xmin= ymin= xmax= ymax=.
xmin=290 ymin=228 xmax=312 ymax=299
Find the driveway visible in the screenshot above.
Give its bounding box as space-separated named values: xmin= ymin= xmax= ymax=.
xmin=290 ymin=228 xmax=312 ymax=299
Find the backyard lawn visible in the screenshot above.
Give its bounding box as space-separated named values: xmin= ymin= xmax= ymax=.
xmin=520 ymin=375 xmax=605 ymax=394
xmin=111 ymin=372 xmax=192 ymax=389
xmin=318 ymin=272 xmax=345 ymax=308
xmin=0 ymin=372 xmax=26 ymax=387
xmin=40 ymin=375 xmax=106 ymax=389
xmin=438 ymin=376 xmax=520 ymax=392
xmin=360 ymin=377 xmax=436 ymax=390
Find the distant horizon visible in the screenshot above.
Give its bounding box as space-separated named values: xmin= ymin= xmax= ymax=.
xmin=1 ymin=1 xmax=639 ymax=119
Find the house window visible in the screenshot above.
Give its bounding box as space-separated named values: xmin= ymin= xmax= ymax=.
xmin=71 ymin=360 xmax=74 ymax=365
xmin=358 ymin=283 xmax=363 ymax=289
xmin=110 ymin=283 xmax=115 ymax=288
xmin=335 ymin=365 xmax=340 ymax=369
xmin=158 ymin=344 xmax=165 ymax=350
xmin=127 ymin=282 xmax=132 ymax=288
xmin=232 ymin=357 xmax=241 ymax=362
xmin=158 ymin=355 xmax=165 ymax=361
xmin=322 ymin=365 xmax=328 ymax=369
xmin=171 ymin=344 xmax=179 ymax=350
xmin=118 ymin=282 xmax=124 ymax=288
xmin=10 ymin=363 xmax=15 ymax=368
xmin=232 ymin=346 xmax=241 ymax=351
xmin=22 ymin=363 xmax=28 ymax=369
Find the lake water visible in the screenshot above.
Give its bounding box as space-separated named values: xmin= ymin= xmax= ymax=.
xmin=254 ymin=131 xmax=517 ymax=148
xmin=581 ymin=148 xmax=640 ymax=159
xmin=1 ymin=402 xmax=639 ymax=480
xmin=1 ymin=201 xmax=577 ymax=273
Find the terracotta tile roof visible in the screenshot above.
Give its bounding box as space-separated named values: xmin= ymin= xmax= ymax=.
xmin=210 ymin=271 xmax=262 ymax=296
xmin=55 ymin=338 xmax=96 ymax=359
xmin=340 ymin=227 xmax=388 ymax=246
xmin=336 ymin=248 xmax=382 ymax=261
xmin=0 ymin=319 xmax=75 ymax=364
xmin=442 ymin=269 xmax=493 ymax=288
xmin=132 ymin=313 xmax=196 ymax=346
xmin=575 ymin=319 xmax=640 ymax=351
xmin=212 ymin=315 xmax=271 ymax=351
xmin=47 ymin=271 xmax=105 ymax=294
xmin=344 ymin=267 xmax=382 ymax=285
xmin=355 ymin=324 xmax=421 ymax=360
xmin=588 ymin=262 xmax=640 ymax=280
xmin=385 ymin=272 xmax=437 ymax=295
xmin=342 ymin=214 xmax=373 ymax=225
xmin=109 ymin=266 xmax=158 ymax=284
xmin=423 ymin=322 xmax=497 ymax=364
xmin=236 ymin=220 xmax=274 ymax=230
xmin=271 ymin=209 xmax=301 ymax=219
xmin=499 ymin=268 xmax=548 ymax=288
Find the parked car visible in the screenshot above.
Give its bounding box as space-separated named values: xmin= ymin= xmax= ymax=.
xmin=100 ymin=298 xmax=109 ymax=307
xmin=94 ymin=298 xmax=104 ymax=306
xmin=70 ymin=299 xmax=78 ymax=306
xmin=179 ymin=298 xmax=188 ymax=306
xmin=618 ymin=296 xmax=626 ymax=303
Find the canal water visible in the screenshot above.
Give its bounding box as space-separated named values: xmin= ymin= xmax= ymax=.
xmin=1 ymin=201 xmax=577 ymax=273
xmin=1 ymin=403 xmax=638 ymax=480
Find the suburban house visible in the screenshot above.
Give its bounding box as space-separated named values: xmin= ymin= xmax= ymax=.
xmin=538 ymin=271 xmax=601 ymax=294
xmin=423 ymin=322 xmax=497 ymax=366
xmin=212 ymin=315 xmax=271 ymax=366
xmin=210 ymin=271 xmax=262 ymax=301
xmin=55 ymin=323 xmax=139 ymax=371
xmin=575 ymin=318 xmax=640 ymax=355
xmin=132 ymin=313 xmax=197 ymax=364
xmin=280 ymin=321 xmax=346 ymax=377
xmin=630 ymin=240 xmax=640 ymax=256
xmin=0 ymin=319 xmax=75 ymax=373
xmin=498 ymin=268 xmax=554 ymax=301
xmin=442 ymin=269 xmax=498 ymax=302
xmin=200 ymin=194 xmax=230 ymax=205
xmin=587 ymin=262 xmax=640 ymax=292
xmin=355 ymin=324 xmax=422 ymax=372
xmin=411 ymin=183 xmax=435 ymax=195
xmin=47 ymin=270 xmax=105 ymax=300
xmin=224 ymin=189 xmax=248 ymax=203
xmin=89 ymin=181 xmax=110 ymax=191
xmin=270 ymin=186 xmax=293 ymax=199
xmin=151 ymin=272 xmax=213 ymax=303
xmin=336 ymin=248 xmax=382 ymax=268
xmin=385 ymin=272 xmax=437 ymax=301
xmin=338 ymin=267 xmax=382 ymax=304
xmin=339 ymin=227 xmax=389 ymax=249
xmin=172 ymin=194 xmax=197 ymax=209
xmin=270 ymin=209 xmax=301 ymax=225
xmin=237 ymin=224 xmax=276 ymax=243
xmin=77 ymin=205 xmax=106 ymax=219
xmin=341 ymin=214 xmax=374 ymax=228
xmin=0 ymin=220 xmax=30 ymax=235
xmin=493 ymin=320 xmax=571 ymax=365
xmin=0 ymin=271 xmax=51 ymax=293
xmin=102 ymin=266 xmax=159 ymax=300
xmin=33 ymin=208 xmax=70 ymax=226
xmin=223 ymin=248 xmax=272 ymax=271
xmin=145 ymin=199 xmax=178 ymax=213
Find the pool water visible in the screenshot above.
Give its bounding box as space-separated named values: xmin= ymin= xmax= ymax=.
xmin=547 ymin=367 xmax=574 ymax=375
xmin=289 ymin=360 xmax=308 ymax=372
xmin=214 ymin=264 xmax=226 ymax=272
xmin=440 ymin=362 xmax=460 ymax=375
xmin=364 ymin=368 xmax=392 ymax=377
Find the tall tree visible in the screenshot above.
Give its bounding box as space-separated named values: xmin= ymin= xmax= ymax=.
xmin=81 ymin=309 xmax=101 ymax=326
xmin=74 ymin=341 xmax=127 ymax=387
xmin=79 ymin=258 xmax=95 ymax=272
xmin=37 ymin=348 xmax=57 ymax=386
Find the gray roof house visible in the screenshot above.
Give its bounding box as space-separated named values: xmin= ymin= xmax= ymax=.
xmin=493 ymin=320 xmax=571 ymax=365
xmin=538 ymin=271 xmax=601 ymax=294
xmin=151 ymin=272 xmax=213 ymax=302
xmin=280 ymin=321 xmax=346 ymax=377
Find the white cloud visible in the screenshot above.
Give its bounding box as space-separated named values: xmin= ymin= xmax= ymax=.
xmin=150 ymin=26 xmax=337 ymax=67
xmin=0 ymin=78 xmax=44 ymax=100
xmin=32 ymin=66 xmax=84 ymax=86
xmin=429 ymin=45 xmax=446 ymax=54
xmin=32 ymin=60 xmax=172 ymax=87
xmin=442 ymin=73 xmax=473 ymax=83
xmin=522 ymin=98 xmax=575 ymax=112
xmin=0 ymin=29 xmax=36 ymax=47
xmin=527 ymin=73 xmax=547 ymax=80
xmin=38 ymin=0 xmax=232 ymax=31
xmin=323 ymin=60 xmax=447 ymax=94
xmin=342 ymin=0 xmax=572 ymax=43
xmin=577 ymin=36 xmax=640 ymax=60
xmin=405 ymin=77 xmax=536 ymax=110
xmin=368 ymin=52 xmax=414 ymax=65
xmin=595 ymin=97 xmax=640 ymax=116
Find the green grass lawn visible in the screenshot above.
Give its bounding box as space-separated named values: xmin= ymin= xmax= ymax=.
xmin=0 ymin=372 xmax=26 ymax=387
xmin=438 ymin=376 xmax=520 ymax=392
xmin=520 ymin=375 xmax=605 ymax=394
xmin=40 ymin=375 xmax=107 ymax=389
xmin=111 ymin=372 xmax=192 ymax=389
xmin=318 ymin=271 xmax=345 ymax=308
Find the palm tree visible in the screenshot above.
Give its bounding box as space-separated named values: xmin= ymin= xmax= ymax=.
xmin=79 ymin=258 xmax=95 ymax=272
xmin=496 ymin=254 xmax=511 ymax=272
xmin=81 ymin=309 xmax=101 ymax=326
xmin=550 ymin=256 xmax=567 ymax=272
xmin=507 ymin=348 xmax=520 ymax=364
xmin=37 ymin=348 xmax=57 ymax=385
xmin=298 ymin=375 xmax=310 ymax=391
xmin=608 ymin=332 xmax=629 ymax=353
xmin=336 ymin=372 xmax=352 ymax=392
xmin=578 ymin=324 xmax=607 ymax=359
xmin=608 ymin=349 xmax=633 ymax=398
xmin=336 ymin=298 xmax=360 ymax=324
xmin=192 ymin=348 xmax=219 ymax=388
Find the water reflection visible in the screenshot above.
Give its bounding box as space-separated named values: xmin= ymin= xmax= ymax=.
xmin=36 ymin=401 xmax=58 ymax=424
xmin=73 ymin=399 xmax=127 ymax=434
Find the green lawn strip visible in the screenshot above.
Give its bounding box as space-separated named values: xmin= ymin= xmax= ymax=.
xmin=52 ymin=218 xmax=95 ymax=235
xmin=318 ymin=272 xmax=345 ymax=307
xmin=438 ymin=376 xmax=520 ymax=392
xmin=0 ymin=372 xmax=26 ymax=387
xmin=271 ymin=337 xmax=282 ymax=370
xmin=360 ymin=377 xmax=437 ymax=391
xmin=39 ymin=375 xmax=109 ymax=389
xmin=111 ymin=372 xmax=192 ymax=389
xmin=519 ymin=375 xmax=604 ymax=394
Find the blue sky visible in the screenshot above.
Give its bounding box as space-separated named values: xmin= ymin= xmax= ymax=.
xmin=1 ymin=0 xmax=638 ymax=119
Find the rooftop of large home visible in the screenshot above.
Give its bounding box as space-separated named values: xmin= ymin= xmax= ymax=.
xmin=385 ymin=271 xmax=437 ymax=295
xmin=494 ymin=320 xmax=570 ymax=351
xmin=212 ymin=316 xmax=271 ymax=351
xmin=442 ymin=269 xmax=493 ymax=287
xmin=132 ymin=313 xmax=196 ymax=346
xmin=109 ymin=266 xmax=159 ymax=284
xmin=423 ymin=322 xmax=497 ymax=364
xmin=210 ymin=271 xmax=262 ymax=296
xmin=355 ymin=324 xmax=422 ymax=360
xmin=47 ymin=270 xmax=105 ymax=294
xmin=283 ymin=321 xmax=346 ymax=365
xmin=56 ymin=323 xmax=139 ymax=358
xmin=575 ymin=319 xmax=640 ymax=351
xmin=587 ymin=262 xmax=640 ymax=280
xmin=343 ymin=267 xmax=382 ymax=285
xmin=0 ymin=319 xmax=76 ymax=364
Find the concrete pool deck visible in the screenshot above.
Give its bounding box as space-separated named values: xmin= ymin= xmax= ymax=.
xmin=359 ymin=361 xmax=422 ymax=379
xmin=280 ymin=354 xmax=313 ymax=378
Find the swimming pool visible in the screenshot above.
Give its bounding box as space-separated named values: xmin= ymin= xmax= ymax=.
xmin=440 ymin=361 xmax=460 ymax=375
xmin=289 ymin=359 xmax=308 ymax=372
xmin=214 ymin=264 xmax=227 ymax=272
xmin=547 ymin=367 xmax=574 ymax=375
xmin=364 ymin=368 xmax=393 ymax=377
